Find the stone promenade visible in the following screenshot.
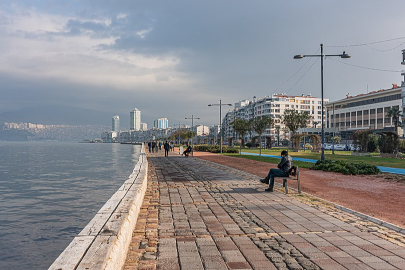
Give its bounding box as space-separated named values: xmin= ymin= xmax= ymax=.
xmin=124 ymin=150 xmax=405 ymax=270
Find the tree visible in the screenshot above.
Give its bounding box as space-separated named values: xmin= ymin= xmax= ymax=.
xmin=379 ymin=131 xmax=399 ymax=154
xmin=231 ymin=118 xmax=249 ymax=155
xmin=313 ymin=121 xmax=319 ymax=128
xmin=247 ymin=119 xmax=254 ymax=144
xmin=275 ymin=126 xmax=280 ymax=146
xmin=282 ymin=109 xmax=311 ymax=134
xmin=252 ymin=116 xmax=274 ymax=156
xmin=386 ymin=107 xmax=403 ymax=133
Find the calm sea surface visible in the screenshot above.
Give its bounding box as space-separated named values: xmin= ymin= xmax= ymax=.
xmin=0 ymin=141 xmax=141 ymax=270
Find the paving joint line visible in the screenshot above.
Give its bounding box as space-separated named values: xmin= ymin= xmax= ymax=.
xmin=197 ymin=157 xmax=405 ymax=237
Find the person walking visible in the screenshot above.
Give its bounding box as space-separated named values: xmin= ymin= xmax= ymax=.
xmin=164 ymin=141 xmax=170 ymax=157
xmin=148 ymin=141 xmax=152 ymax=153
xmin=260 ymin=150 xmax=293 ymax=192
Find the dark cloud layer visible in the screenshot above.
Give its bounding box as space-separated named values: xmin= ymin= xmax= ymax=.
xmin=0 ymin=1 xmax=404 ymax=127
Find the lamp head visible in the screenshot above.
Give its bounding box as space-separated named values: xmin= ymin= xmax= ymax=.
xmin=340 ymin=51 xmax=351 ymax=58
xmin=294 ymin=55 xmax=304 ymax=59
xmin=208 ymin=104 xmax=212 ymax=106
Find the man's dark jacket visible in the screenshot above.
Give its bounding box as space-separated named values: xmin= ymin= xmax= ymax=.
xmin=277 ymin=155 xmax=293 ymax=173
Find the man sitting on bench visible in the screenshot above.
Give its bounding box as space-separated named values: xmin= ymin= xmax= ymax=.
xmin=260 ymin=150 xmax=293 ymax=192
xmin=183 ymin=145 xmax=192 ymax=157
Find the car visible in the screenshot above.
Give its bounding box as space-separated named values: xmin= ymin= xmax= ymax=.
xmin=323 ymin=143 xmax=332 ymax=150
xmin=303 ymin=143 xmax=313 ymax=150
xmin=334 ymin=144 xmax=346 ymax=151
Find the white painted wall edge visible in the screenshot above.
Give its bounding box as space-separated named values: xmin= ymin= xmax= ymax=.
xmin=49 ymin=144 xmax=148 ymax=270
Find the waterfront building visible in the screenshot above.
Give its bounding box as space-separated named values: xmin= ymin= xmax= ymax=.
xmin=154 ymin=118 xmax=169 ymax=129
xmin=130 ymin=108 xmax=141 ymax=131
xmin=326 ymin=84 xmax=403 ymax=139
xmin=112 ymin=115 xmax=120 ymax=131
xmin=193 ymin=125 xmax=209 ymax=136
xmin=101 ymin=131 xmax=118 ymax=142
xmin=141 ymin=123 xmax=148 ymax=131
xmin=223 ymin=94 xmax=327 ymax=145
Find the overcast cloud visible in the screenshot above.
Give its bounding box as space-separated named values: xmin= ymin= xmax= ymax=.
xmin=0 ymin=0 xmax=404 ymax=127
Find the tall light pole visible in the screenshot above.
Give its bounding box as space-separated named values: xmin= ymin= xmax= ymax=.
xmin=294 ymin=44 xmax=350 ymax=160
xmin=208 ymin=100 xmax=232 ymax=153
xmin=174 ymin=122 xmax=182 ymax=153
xmin=185 ymin=115 xmax=200 ymax=157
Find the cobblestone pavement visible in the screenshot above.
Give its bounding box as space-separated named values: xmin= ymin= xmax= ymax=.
xmin=125 ymin=151 xmax=405 ymax=270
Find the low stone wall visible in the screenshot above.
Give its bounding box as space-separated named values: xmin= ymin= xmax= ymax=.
xmin=49 ymin=145 xmax=148 ymax=270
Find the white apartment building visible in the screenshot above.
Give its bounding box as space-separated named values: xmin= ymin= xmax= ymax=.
xmin=140 ymin=122 xmax=148 ymax=131
xmin=112 ymin=115 xmax=120 ymax=131
xmin=193 ymin=125 xmax=210 ymax=136
xmin=326 ymin=84 xmax=402 ymax=138
xmin=223 ymin=94 xmax=327 ymax=144
xmin=130 ymin=108 xmax=141 ymax=131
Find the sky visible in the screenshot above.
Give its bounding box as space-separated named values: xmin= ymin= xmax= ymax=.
xmin=1 ymin=0 xmax=405 ymax=128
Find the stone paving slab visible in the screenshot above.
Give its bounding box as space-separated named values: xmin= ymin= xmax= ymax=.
xmin=124 ymin=150 xmax=405 ymax=270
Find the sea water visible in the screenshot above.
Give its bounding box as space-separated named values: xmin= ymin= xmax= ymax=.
xmin=0 ymin=141 xmax=141 ymax=270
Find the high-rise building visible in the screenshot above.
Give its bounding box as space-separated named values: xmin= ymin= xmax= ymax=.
xmin=154 ymin=118 xmax=169 ymax=129
xmin=130 ymin=108 xmax=141 ymax=131
xmin=112 ymin=115 xmax=120 ymax=131
xmin=141 ymin=123 xmax=148 ymax=131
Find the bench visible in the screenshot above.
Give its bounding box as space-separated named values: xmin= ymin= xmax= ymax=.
xmin=274 ymin=166 xmax=301 ymax=194
xmin=183 ymin=148 xmax=193 ymax=157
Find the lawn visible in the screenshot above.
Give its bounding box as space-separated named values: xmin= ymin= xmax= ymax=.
xmin=230 ymin=148 xmax=405 ymax=169
xmin=222 ymin=153 xmax=314 ymax=169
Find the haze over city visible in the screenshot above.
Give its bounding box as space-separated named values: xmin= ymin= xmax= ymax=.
xmin=1 ymin=0 xmax=404 ymax=128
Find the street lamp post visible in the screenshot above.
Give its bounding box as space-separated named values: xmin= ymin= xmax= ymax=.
xmin=208 ymin=100 xmax=232 ymax=153
xmin=294 ymin=44 xmax=350 ymax=160
xmin=185 ymin=115 xmax=200 ymax=157
xmin=174 ymin=122 xmax=182 ymax=153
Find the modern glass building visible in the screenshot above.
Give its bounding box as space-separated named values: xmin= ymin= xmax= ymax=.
xmin=112 ymin=115 xmax=120 ymax=131
xmin=154 ymin=118 xmax=169 ymax=129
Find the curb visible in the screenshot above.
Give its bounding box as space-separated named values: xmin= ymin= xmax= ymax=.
xmin=49 ymin=145 xmax=148 ymax=270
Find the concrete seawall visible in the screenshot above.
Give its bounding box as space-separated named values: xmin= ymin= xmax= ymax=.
xmin=49 ymin=145 xmax=148 ymax=270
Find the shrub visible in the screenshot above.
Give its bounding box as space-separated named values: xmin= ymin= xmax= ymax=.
xmin=399 ymin=140 xmax=405 ymax=153
xmin=311 ymin=160 xmax=379 ymax=175
xmin=193 ymin=145 xmax=239 ymax=153
xmin=245 ymin=142 xmax=253 ymax=148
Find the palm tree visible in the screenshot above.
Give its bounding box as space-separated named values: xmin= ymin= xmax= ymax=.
xmin=231 ymin=118 xmax=249 ymax=155
xmin=252 ymin=116 xmax=274 ymax=156
xmin=313 ymin=121 xmax=319 ymax=128
xmin=386 ymin=107 xmax=403 ymax=133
